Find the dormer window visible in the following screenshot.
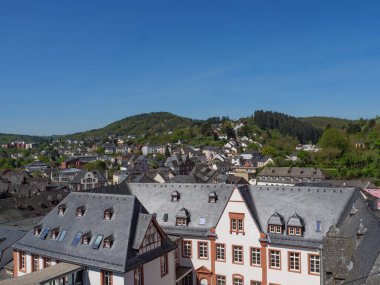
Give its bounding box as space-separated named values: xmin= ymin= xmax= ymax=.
xmin=51 ymin=228 xmax=60 ymax=240
xmin=288 ymin=226 xmax=302 ymax=236
xmin=176 ymin=208 xmax=190 ymax=226
xmin=76 ymin=206 xmax=86 ymax=217
xmin=104 ymin=208 xmax=114 ymax=220
xmin=287 ymin=213 xmax=304 ymax=237
xmin=171 ymin=191 xmax=180 ymax=202
xmin=34 ymin=225 xmax=42 ymax=236
xmin=58 ymin=205 xmax=66 ymax=216
xmin=103 ymin=235 xmax=114 ymax=249
xmin=81 ymin=232 xmax=92 ymax=245
xmin=208 ymin=192 xmax=217 ymax=203
xmin=267 ymin=211 xmax=285 ymax=234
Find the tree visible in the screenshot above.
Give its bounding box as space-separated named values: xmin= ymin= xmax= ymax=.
xmin=318 ymin=129 xmax=348 ymax=152
xmin=165 ymin=145 xmax=171 ymax=157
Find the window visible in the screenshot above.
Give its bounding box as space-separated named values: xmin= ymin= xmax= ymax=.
xmin=57 ymin=230 xmax=67 ymax=242
xmin=229 ymin=213 xmax=245 ymax=234
xmin=92 ymin=235 xmax=103 ymax=249
xmin=217 ymin=275 xmax=226 ymax=285
xmin=51 ymin=228 xmax=59 ymax=240
xmin=44 ymin=257 xmax=52 ymax=268
xmin=134 ymin=266 xmax=143 ymax=285
xmin=182 ymin=240 xmax=192 ymax=258
xmin=288 ymin=227 xmax=302 ymax=236
xmin=19 ymin=251 xmax=26 ymax=271
xmin=58 ymin=205 xmax=66 ymax=215
xmin=104 ymin=236 xmax=114 ymax=249
xmin=268 ymin=225 xmax=282 ymax=234
xmin=72 ymin=232 xmax=82 ymax=247
xmin=102 ymin=270 xmax=113 ymax=285
xmin=233 ymin=245 xmax=243 ymax=264
xmin=251 ymin=282 xmax=261 ymax=285
xmin=216 ymin=244 xmax=225 ymax=261
xmin=269 ymin=250 xmax=281 ymax=269
xmin=309 ymin=254 xmax=320 ymax=275
xmin=176 ymin=218 xmax=187 ymax=226
xmin=39 ymin=228 xmax=50 ymax=240
xmin=288 ymin=252 xmax=301 ymax=272
xmin=32 ymin=255 xmax=39 ymax=272
xmin=104 ymin=210 xmax=113 ymax=220
xmin=76 ymin=207 xmax=85 ymax=217
xmin=198 ymin=242 xmax=208 ymax=259
xmin=233 ymin=274 xmax=244 ymax=285
xmin=316 ymin=221 xmax=322 ymax=232
xmin=251 ymin=248 xmax=261 ymax=266
xmin=34 ymin=226 xmax=42 ymax=236
xmin=160 ymin=254 xmax=168 ymax=277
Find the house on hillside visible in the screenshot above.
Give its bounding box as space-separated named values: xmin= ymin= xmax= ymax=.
xmin=257 ymin=167 xmax=325 ymax=186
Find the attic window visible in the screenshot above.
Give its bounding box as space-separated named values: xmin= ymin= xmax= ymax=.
xmin=39 ymin=228 xmax=50 ymax=240
xmin=104 ymin=208 xmax=114 ymax=220
xmin=288 ymin=226 xmax=302 ymax=236
xmin=208 ymin=192 xmax=217 ymax=203
xmin=103 ymin=235 xmax=114 ymax=249
xmin=34 ymin=225 xmax=42 ymax=236
xmin=176 ymin=208 xmax=190 ymax=226
xmin=162 ymin=213 xmax=168 ymax=222
xmin=316 ymin=221 xmax=322 ymax=232
xmin=267 ymin=211 xmax=285 ymax=234
xmin=76 ymin=206 xmax=85 ymax=217
xmin=81 ymin=232 xmax=92 ymax=245
xmin=51 ymin=228 xmax=60 ymax=240
xmin=171 ymin=191 xmax=180 ymax=202
xmin=58 ymin=205 xmax=66 ymax=216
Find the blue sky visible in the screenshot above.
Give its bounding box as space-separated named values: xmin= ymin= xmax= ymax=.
xmin=0 ymin=1 xmax=380 ymax=135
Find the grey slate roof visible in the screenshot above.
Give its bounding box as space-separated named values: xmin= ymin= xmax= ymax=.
xmin=239 ymin=185 xmax=357 ymax=246
xmin=13 ymin=192 xmax=176 ymax=273
xmin=258 ymin=167 xmax=325 ymax=179
xmin=87 ymin=183 xmax=235 ymax=237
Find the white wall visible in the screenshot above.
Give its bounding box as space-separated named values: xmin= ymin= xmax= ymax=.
xmin=214 ymin=188 xmax=263 ymax=284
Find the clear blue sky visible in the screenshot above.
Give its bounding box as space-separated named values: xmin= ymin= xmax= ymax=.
xmin=1 ymin=1 xmax=379 ymax=135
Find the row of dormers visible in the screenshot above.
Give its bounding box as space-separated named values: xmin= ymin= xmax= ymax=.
xmin=171 ymin=190 xmax=218 ymax=203
xmin=33 ymin=226 xmax=115 ymax=249
xmin=58 ymin=204 xmax=114 ymax=220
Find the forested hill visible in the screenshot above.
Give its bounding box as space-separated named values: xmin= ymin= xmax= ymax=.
xmin=253 ymin=110 xmax=322 ymax=144
xmin=300 ymin=116 xmax=352 ymax=130
xmin=66 ymin=112 xmax=203 ymax=140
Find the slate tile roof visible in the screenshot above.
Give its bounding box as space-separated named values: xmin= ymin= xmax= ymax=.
xmin=13 ymin=192 xmax=176 ymax=272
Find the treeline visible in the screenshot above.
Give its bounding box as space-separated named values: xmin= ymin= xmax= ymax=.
xmin=254 ymin=110 xmax=322 ymax=144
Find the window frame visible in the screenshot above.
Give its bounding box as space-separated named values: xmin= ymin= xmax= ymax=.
xmin=19 ymin=251 xmax=26 ymax=272
xmin=288 ymin=251 xmax=301 ymax=273
xmin=32 ymin=254 xmax=39 ymax=272
xmin=232 ymin=274 xmax=244 ymax=285
xmin=232 ymin=245 xmax=244 ymax=264
xmin=216 ymin=243 xmax=226 ymax=262
xmin=182 ymin=240 xmax=192 ymax=258
xmin=160 ymin=254 xmax=168 ymax=277
xmin=216 ymin=275 xmax=226 ymax=285
xmin=101 ymin=270 xmax=113 ymax=285
xmin=134 ymin=266 xmax=144 ymax=285
xmin=269 ymin=249 xmax=281 ymax=270
xmin=308 ymin=254 xmax=320 ymax=275
xmin=229 ymin=213 xmax=245 ymax=235
xmin=250 ymin=247 xmax=261 ymax=267
xmin=198 ymin=241 xmax=208 ymax=260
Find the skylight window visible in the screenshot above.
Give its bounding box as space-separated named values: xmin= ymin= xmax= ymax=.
xmin=199 ymin=217 xmax=206 ymax=225
xmin=39 ymin=228 xmax=50 ymax=240
xmin=162 ymin=213 xmax=168 ymax=222
xmin=57 ymin=230 xmax=67 ymax=242
xmin=92 ymin=235 xmax=103 ymax=249
xmin=71 ymin=232 xmax=82 ymax=246
xmin=316 ymin=221 xmax=322 ymax=232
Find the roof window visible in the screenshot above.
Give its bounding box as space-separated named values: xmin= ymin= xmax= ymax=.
xmin=208 ymin=192 xmax=217 ymax=203
xmin=92 ymin=235 xmax=103 ymax=249
xmin=58 ymin=204 xmax=66 ymax=216
xmin=81 ymin=232 xmax=92 ymax=245
xmin=171 ymin=190 xmax=180 ymax=202
xmin=39 ymin=228 xmax=50 ymax=240
xmin=104 ymin=208 xmax=114 ymax=220
xmin=76 ymin=206 xmax=86 ymax=217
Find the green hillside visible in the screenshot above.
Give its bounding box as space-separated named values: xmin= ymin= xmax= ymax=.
xmin=301 ymin=116 xmax=352 ymax=129
xmin=0 ymin=133 xmax=49 ymax=145
xmin=67 ymin=112 xmax=203 ymax=140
